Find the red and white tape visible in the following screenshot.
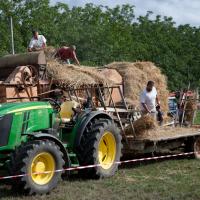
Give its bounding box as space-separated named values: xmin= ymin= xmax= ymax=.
xmin=0 ymin=151 xmax=194 ymax=180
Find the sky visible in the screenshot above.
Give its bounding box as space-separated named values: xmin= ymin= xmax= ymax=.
xmin=51 ymin=0 xmax=200 ymax=26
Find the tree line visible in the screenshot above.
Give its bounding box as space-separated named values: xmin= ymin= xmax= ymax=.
xmin=0 ymin=0 xmax=200 ymax=91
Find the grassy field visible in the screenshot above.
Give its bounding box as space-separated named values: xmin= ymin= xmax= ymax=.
xmin=194 ymin=110 xmax=200 ymax=124
xmin=0 ymin=157 xmax=200 ymax=200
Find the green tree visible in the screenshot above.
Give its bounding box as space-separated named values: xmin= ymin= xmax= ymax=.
xmin=0 ymin=1 xmax=200 ymax=90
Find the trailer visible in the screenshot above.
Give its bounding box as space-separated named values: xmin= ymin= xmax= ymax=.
xmin=124 ymin=128 xmax=200 ymax=157
xmin=60 ymin=85 xmax=200 ymax=157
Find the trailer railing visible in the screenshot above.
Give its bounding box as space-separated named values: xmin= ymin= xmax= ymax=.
xmin=60 ymin=85 xmax=140 ymax=144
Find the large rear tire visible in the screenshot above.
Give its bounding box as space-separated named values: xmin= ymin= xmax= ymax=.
xmin=193 ymin=137 xmax=200 ymax=159
xmin=77 ymin=118 xmax=122 ymax=178
xmin=9 ymin=140 xmax=64 ymax=195
xmin=185 ymin=137 xmax=200 ymax=159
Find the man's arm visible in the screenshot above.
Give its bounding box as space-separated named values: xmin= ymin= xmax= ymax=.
xmin=156 ymin=95 xmax=160 ymax=106
xmin=42 ymin=42 xmax=46 ymax=48
xmin=34 ymin=44 xmax=46 ymax=51
xmin=72 ymin=52 xmax=80 ymax=66
xmin=41 ymin=35 xmax=47 ymax=48
xmin=28 ymin=39 xmax=34 ymax=52
xmin=154 ymin=87 xmax=160 ymax=106
xmin=142 ymin=103 xmax=151 ymax=113
xmin=74 ymin=56 xmax=80 ymax=66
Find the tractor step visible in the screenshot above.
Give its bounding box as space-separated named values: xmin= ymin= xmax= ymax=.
xmin=68 ymin=152 xmax=79 ymax=167
xmin=71 ymin=164 xmax=79 ymax=167
xmin=69 ymin=153 xmax=76 ymax=156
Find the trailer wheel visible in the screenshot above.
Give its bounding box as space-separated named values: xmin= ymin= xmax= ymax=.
xmin=194 ymin=137 xmax=200 ymax=159
xmin=77 ymin=118 xmax=122 ymax=178
xmin=9 ymin=140 xmax=64 ymax=195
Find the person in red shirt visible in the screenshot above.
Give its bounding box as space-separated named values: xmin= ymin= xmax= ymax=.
xmin=55 ymin=45 xmax=80 ymax=66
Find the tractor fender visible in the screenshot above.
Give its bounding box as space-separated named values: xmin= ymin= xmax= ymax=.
xmin=74 ymin=111 xmax=112 ymax=149
xmin=30 ymin=133 xmax=71 ymax=168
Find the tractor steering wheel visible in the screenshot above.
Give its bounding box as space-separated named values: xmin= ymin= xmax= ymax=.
xmin=41 ymin=98 xmax=61 ymax=112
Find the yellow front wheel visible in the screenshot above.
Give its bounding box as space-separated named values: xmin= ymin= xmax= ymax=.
xmin=9 ymin=140 xmax=64 ymax=195
xmin=31 ymin=152 xmax=55 ymax=185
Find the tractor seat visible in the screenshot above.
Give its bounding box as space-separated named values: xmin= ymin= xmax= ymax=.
xmin=60 ymin=101 xmax=79 ymax=123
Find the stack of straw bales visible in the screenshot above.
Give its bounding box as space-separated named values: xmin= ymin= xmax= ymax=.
xmin=44 ymin=47 xmax=112 ymax=87
xmin=44 ymin=48 xmax=169 ymax=114
xmin=105 ymin=62 xmax=169 ymax=113
xmin=47 ymin=60 xmax=111 ymax=88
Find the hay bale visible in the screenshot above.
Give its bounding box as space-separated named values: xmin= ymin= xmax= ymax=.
xmin=99 ymin=68 xmax=122 ymax=84
xmin=99 ymin=69 xmax=123 ymax=103
xmin=46 ymin=60 xmax=112 ymax=87
xmin=105 ymin=62 xmax=169 ymax=113
xmin=185 ymin=97 xmax=197 ymax=123
xmin=125 ymin=115 xmax=157 ymax=135
xmin=44 ymin=46 xmax=57 ymax=60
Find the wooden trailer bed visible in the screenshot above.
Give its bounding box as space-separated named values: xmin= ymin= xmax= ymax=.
xmin=132 ymin=127 xmax=200 ymax=142
xmin=123 ymin=127 xmax=200 ymax=154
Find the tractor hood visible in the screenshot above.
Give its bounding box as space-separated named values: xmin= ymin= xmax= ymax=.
xmin=0 ymin=101 xmax=52 ymax=116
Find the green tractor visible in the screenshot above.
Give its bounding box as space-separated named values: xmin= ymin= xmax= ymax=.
xmin=0 ymin=99 xmax=122 ymax=194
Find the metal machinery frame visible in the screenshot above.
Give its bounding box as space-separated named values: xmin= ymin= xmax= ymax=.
xmin=59 ymin=84 xmax=142 ymax=144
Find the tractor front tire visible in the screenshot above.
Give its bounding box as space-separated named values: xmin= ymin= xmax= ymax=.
xmin=77 ymin=118 xmax=122 ymax=178
xmin=9 ymin=140 xmax=64 ymax=195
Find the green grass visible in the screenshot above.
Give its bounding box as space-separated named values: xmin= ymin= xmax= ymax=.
xmin=1 ymin=158 xmax=200 ymax=200
xmin=194 ymin=110 xmax=200 ymax=124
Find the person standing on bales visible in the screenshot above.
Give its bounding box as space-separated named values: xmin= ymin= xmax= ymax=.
xmin=140 ymin=81 xmax=161 ymax=120
xmin=55 ymin=45 xmax=80 ymax=66
xmin=28 ymin=30 xmax=47 ymax=52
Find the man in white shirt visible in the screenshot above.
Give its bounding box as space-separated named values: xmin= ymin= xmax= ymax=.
xmin=28 ymin=30 xmax=47 ymax=52
xmin=140 ymin=81 xmax=160 ymax=119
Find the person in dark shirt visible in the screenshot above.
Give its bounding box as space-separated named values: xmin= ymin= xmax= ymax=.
xmin=55 ymin=45 xmax=80 ymax=66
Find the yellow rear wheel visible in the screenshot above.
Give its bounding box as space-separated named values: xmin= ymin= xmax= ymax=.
xmin=31 ymin=152 xmax=55 ymax=185
xmin=98 ymin=132 xmax=116 ymax=169
xmin=77 ymin=118 xmax=122 ymax=178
